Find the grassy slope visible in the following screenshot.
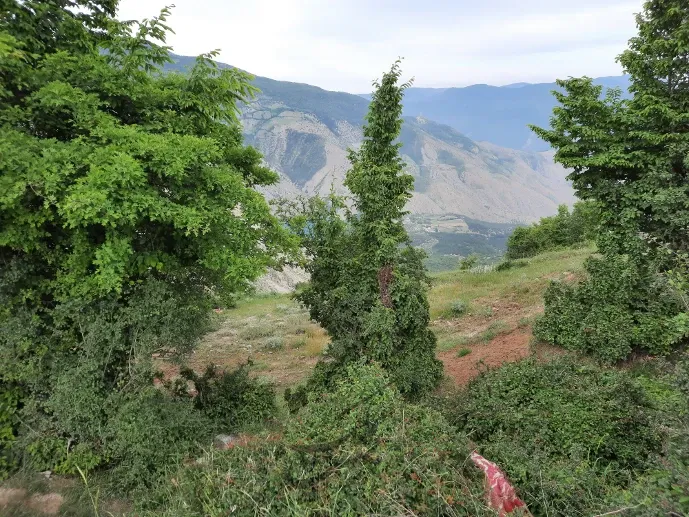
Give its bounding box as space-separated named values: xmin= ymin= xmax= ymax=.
xmin=184 ymin=247 xmax=592 ymax=390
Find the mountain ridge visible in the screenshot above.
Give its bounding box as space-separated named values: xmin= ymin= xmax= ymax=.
xmin=167 ymin=53 xmax=576 ymax=225
xmin=361 ymin=75 xmax=631 ymax=151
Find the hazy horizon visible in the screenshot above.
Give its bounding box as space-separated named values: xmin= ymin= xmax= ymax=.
xmin=118 ymin=0 xmax=643 ymax=94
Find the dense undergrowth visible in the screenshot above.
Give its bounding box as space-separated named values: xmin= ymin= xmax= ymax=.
xmin=145 ymin=365 xmax=494 ymax=517
xmin=139 ymin=355 xmax=689 ymax=516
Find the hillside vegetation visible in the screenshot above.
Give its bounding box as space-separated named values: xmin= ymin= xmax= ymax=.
xmin=2 ymin=1 xmax=689 ymax=516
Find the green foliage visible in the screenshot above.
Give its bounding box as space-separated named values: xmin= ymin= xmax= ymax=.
xmin=100 ymin=389 xmax=209 ymax=493
xmin=0 ymin=383 xmax=21 ymax=479
xmin=0 ymin=0 xmax=294 ymax=487
xmin=449 ymin=300 xmax=468 ymax=317
xmin=529 ymin=1 xmax=689 ymax=360
xmin=506 ymin=201 xmax=599 ymax=259
xmin=494 ymin=258 xmax=529 ymax=272
xmin=281 ymin=62 xmax=442 ymax=406
xmin=456 ymin=348 xmax=471 ymax=358
xmin=176 ymin=363 xmax=277 ymax=432
xmin=459 ymin=254 xmax=479 ymax=270
xmin=602 ymin=361 xmax=689 ymax=516
xmin=534 ymin=254 xmax=686 ymax=363
xmin=146 ymin=364 xmax=491 ymax=516
xmin=446 ymin=357 xmax=664 ymax=516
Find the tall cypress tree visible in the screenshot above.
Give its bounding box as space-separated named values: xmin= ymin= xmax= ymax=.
xmin=286 ymin=62 xmax=442 ymax=404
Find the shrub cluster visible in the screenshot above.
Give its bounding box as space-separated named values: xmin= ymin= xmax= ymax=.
xmin=444 ymin=357 xmax=665 ymax=516
xmin=173 ymin=363 xmax=277 ymax=432
xmin=146 ymin=364 xmax=491 ymax=517
xmin=505 ymin=202 xmax=599 ymax=259
xmin=534 ymin=254 xmax=688 ymax=362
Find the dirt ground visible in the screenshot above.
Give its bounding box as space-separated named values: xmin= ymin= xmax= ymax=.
xmin=438 ymin=327 xmax=534 ymax=386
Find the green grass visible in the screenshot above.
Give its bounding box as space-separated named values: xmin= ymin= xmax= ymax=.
xmin=437 ymin=335 xmax=472 ymax=351
xmin=479 ymin=320 xmax=509 ymax=342
xmin=429 ymin=247 xmax=593 ymax=320
xmin=457 ymin=348 xmax=472 ymax=358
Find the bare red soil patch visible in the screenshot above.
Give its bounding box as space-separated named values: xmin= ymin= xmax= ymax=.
xmin=439 ymin=328 xmax=533 ymax=386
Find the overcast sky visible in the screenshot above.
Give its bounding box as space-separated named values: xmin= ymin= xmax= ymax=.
xmin=116 ymin=0 xmax=643 ymax=93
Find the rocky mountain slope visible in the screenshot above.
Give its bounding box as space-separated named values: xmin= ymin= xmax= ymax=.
xmin=168 ymin=53 xmax=576 ymax=223
xmin=365 ymin=76 xmax=631 ymax=152
xmin=242 ymin=100 xmax=574 ymax=223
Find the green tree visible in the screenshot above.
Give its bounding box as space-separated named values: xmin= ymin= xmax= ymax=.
xmin=530 ymin=0 xmax=689 ymax=361
xmin=505 ymin=201 xmax=599 ymax=259
xmin=0 ymin=1 xmax=294 ymax=483
xmin=284 ymin=62 xmax=442 ymax=406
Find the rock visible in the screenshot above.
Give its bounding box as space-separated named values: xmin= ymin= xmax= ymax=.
xmin=0 ymin=488 xmax=27 ymax=508
xmin=213 ymin=434 xmax=239 ymax=450
xmin=27 ymin=493 xmax=64 ymax=515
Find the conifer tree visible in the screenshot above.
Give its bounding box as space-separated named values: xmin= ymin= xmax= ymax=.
xmin=286 ymin=62 xmax=442 ymax=404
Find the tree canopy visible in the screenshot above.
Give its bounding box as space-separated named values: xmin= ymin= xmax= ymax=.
xmin=0 ymin=0 xmax=295 ymax=483
xmin=283 ymin=62 xmax=442 ymax=406
xmin=531 ymin=0 xmax=689 ymax=361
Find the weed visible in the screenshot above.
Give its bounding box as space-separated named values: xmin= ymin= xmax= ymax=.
xmin=517 ymin=315 xmax=535 ymax=328
xmin=437 ymin=335 xmax=472 ymax=351
xmin=479 ymin=321 xmax=509 ymax=342
xmin=303 ymin=327 xmax=329 ymax=356
xmin=262 ymin=336 xmax=285 ymax=351
xmin=495 ymin=259 xmax=529 ymax=272
xmin=238 ymin=323 xmax=276 ymax=341
xmin=459 ymin=254 xmax=479 ymax=271
xmin=457 ymin=348 xmax=472 ymax=358
xmin=473 ymin=306 xmax=494 ymax=318
xmin=449 ymin=300 xmax=468 ymax=317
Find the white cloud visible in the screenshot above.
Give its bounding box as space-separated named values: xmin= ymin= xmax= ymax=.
xmin=116 ymin=0 xmax=643 ymax=93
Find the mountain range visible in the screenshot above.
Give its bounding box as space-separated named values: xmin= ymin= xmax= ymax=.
xmin=382 ymin=75 xmax=631 ymax=152
xmin=166 ymin=54 xmax=627 ymax=229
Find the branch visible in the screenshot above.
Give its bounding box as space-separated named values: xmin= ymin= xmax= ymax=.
xmin=592 ymin=504 xmax=643 ymax=517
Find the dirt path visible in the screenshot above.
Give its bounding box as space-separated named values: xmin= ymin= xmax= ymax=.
xmin=438 ymin=327 xmax=533 ymax=386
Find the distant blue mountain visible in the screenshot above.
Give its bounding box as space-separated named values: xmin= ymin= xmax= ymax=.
xmin=360 ymin=76 xmax=631 ymax=151
xmin=167 ymin=53 xmax=629 ymax=152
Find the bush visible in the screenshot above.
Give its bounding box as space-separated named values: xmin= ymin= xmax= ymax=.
xmin=494 ymin=259 xmax=529 ymax=272
xmin=459 ymin=254 xmax=479 ymax=271
xmin=0 ymin=383 xmax=21 ymax=480
xmin=449 ymin=300 xmax=468 ymax=317
xmin=176 ymin=363 xmax=277 ymax=432
xmin=534 ymin=254 xmax=687 ymax=362
xmin=146 ymin=364 xmax=491 ymax=516
xmin=506 ymin=201 xmax=599 ymax=259
xmin=444 ymin=357 xmax=664 ymax=516
xmin=105 ymin=389 xmax=210 ymax=493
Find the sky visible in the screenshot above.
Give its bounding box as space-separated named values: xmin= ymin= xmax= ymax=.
xmin=116 ymin=0 xmax=644 ymax=94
